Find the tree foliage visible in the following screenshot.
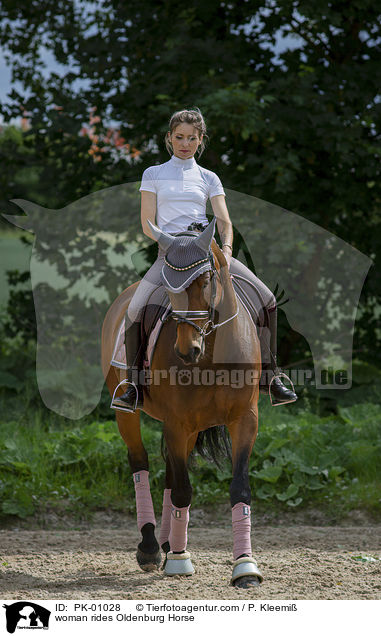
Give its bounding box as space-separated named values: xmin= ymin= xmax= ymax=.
xmin=0 ymin=0 xmax=380 ymax=365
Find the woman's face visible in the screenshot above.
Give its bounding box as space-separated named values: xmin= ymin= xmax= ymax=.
xmin=169 ymin=123 xmax=202 ymax=160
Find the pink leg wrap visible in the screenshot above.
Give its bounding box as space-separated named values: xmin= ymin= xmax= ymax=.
xmin=133 ymin=470 xmax=156 ymax=531
xmin=232 ymin=502 xmax=252 ymax=560
xmin=159 ymin=488 xmax=172 ymax=546
xmin=168 ymin=503 xmax=190 ymax=552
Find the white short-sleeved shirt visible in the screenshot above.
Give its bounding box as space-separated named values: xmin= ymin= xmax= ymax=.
xmin=139 ymin=154 xmax=225 ymax=233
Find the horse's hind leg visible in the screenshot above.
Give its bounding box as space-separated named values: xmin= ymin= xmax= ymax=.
xmin=116 ymin=410 xmax=161 ymax=571
xmin=227 ymin=409 xmax=263 ymax=588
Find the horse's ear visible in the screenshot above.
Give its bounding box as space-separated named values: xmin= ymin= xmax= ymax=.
xmin=147 ymin=219 xmax=175 ymax=251
xmin=193 ymin=217 xmax=216 ymax=252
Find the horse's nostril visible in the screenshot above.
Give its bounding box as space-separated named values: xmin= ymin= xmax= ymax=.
xmin=175 ymin=345 xmax=201 ymax=363
xmin=186 ymin=346 xmax=201 ymax=363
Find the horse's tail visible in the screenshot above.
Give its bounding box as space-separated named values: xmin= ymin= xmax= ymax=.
xmin=193 ymin=425 xmax=232 ymax=469
xmin=161 ymin=425 xmax=231 ymax=470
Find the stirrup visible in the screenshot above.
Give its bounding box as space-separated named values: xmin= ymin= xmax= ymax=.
xmin=269 ymin=371 xmax=297 ymax=407
xmin=111 ymin=378 xmax=139 ymax=413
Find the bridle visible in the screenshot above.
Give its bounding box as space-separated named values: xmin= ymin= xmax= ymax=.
xmin=163 ymin=242 xmax=239 ymax=346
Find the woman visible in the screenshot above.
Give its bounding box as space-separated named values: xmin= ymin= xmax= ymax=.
xmin=114 ymin=108 xmax=297 ymax=410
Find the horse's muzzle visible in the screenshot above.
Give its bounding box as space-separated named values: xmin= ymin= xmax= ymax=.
xmin=174 ymin=344 xmax=202 ymax=365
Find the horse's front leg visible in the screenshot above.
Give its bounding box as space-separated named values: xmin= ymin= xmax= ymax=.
xmin=116 ymin=410 xmax=161 ymax=571
xmin=227 ymin=408 xmax=263 ymax=588
xmin=161 ymin=425 xmax=197 ymax=576
xmin=158 ymin=457 xmax=173 ymax=558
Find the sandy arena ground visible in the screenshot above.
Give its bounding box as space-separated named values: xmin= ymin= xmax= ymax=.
xmin=0 ymin=508 xmax=380 ymax=600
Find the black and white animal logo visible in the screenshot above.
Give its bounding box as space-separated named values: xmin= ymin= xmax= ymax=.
xmin=3 ymin=602 xmax=51 ymax=633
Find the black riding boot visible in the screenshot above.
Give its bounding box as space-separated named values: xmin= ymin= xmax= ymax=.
xmin=259 ymin=308 xmax=298 ymax=406
xmin=112 ymin=320 xmax=145 ymax=411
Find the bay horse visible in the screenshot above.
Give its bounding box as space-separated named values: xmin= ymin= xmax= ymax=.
xmin=101 ymin=218 xmax=263 ymax=587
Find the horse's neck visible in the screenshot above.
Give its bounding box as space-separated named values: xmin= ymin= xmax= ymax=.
xmin=210 ymin=256 xmax=257 ymax=364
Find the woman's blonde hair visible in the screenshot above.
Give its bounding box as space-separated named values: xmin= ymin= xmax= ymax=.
xmin=165 ymin=107 xmax=208 ymax=157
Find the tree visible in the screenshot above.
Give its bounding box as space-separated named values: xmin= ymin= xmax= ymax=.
xmin=0 ymin=0 xmax=380 ymax=367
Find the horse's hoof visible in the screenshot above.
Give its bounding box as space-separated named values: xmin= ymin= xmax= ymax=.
xmin=136 ymin=547 xmax=161 ymax=571
xmin=230 ymin=556 xmax=263 ymax=586
xmin=233 ymin=575 xmax=261 ymax=588
xmin=164 ymin=551 xmax=195 ymax=576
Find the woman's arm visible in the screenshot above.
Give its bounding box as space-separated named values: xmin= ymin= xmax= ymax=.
xmin=140 ymin=191 xmax=157 ymax=241
xmin=211 ymin=194 xmax=233 ymax=266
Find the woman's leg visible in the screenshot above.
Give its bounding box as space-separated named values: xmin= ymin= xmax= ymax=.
xmin=126 ymin=248 xmax=166 ymax=327
xmin=113 ymin=248 xmax=166 ymax=410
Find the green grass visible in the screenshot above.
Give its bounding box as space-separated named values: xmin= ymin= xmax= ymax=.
xmin=0 ymin=340 xmax=380 ymax=522
xmin=0 ymin=416 xmax=138 ymax=519
xmin=0 ymin=395 xmax=380 ymax=522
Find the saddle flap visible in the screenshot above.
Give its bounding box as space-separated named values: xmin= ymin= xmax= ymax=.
xmin=231 ymin=274 xmax=263 ymax=326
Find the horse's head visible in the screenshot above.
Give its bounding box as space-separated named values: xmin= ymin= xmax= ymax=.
xmin=148 ymin=218 xmax=228 ymax=364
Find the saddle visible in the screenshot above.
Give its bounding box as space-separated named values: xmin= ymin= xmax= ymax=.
xmin=110 ymin=275 xmax=259 ymax=371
